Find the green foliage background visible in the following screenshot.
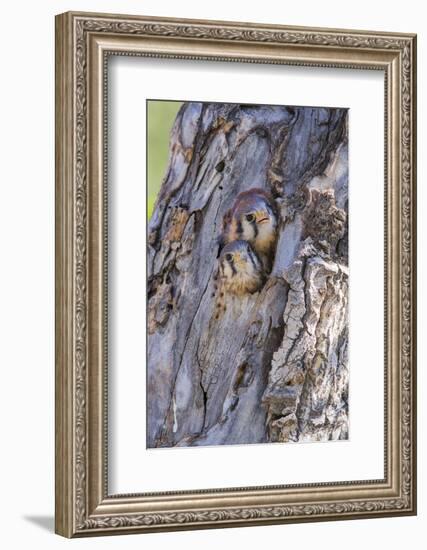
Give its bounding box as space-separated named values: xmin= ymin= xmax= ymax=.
xmin=147 ymin=100 xmax=183 ymax=219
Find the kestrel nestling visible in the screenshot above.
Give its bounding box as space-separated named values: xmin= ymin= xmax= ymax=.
xmin=220 ymin=188 xmax=278 ymax=272
xmin=218 ymin=240 xmax=265 ymax=296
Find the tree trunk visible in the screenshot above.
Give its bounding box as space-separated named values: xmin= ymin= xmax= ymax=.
xmin=147 ymin=102 xmax=349 ymax=448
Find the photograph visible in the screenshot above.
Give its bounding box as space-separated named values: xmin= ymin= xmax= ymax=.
xmin=147 ymin=100 xmax=349 ymax=449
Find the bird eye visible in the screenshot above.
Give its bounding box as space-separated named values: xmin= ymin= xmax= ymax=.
xmin=245 ymin=213 xmax=255 ymax=223
xmin=225 ymin=253 xmax=233 ymax=262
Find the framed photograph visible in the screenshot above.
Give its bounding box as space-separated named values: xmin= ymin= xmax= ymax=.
xmin=55 ymin=11 xmax=417 ymax=537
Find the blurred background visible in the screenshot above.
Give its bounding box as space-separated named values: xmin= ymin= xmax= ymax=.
xmin=147 ymin=100 xmax=183 ymax=219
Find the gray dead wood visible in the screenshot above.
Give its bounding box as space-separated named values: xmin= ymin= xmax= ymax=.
xmin=147 ymin=102 xmax=349 ymax=448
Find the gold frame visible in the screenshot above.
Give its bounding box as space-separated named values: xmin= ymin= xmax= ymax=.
xmin=55 ymin=11 xmax=417 ymax=538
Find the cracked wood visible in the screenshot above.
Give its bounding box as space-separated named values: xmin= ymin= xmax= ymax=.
xmin=147 ymin=102 xmax=349 ymax=447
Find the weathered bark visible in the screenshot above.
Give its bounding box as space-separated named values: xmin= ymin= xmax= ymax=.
xmin=147 ymin=102 xmax=348 ymax=448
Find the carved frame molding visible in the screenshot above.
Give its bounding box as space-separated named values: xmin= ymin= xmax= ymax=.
xmin=55 ymin=11 xmax=416 ymax=537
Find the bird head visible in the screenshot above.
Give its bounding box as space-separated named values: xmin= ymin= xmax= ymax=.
xmin=219 ymin=240 xmax=262 ymax=279
xmin=232 ymin=189 xmax=277 ymax=244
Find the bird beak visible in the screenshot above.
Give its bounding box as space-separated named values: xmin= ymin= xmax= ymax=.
xmin=233 ymin=252 xmax=244 ymax=266
xmin=257 ymin=216 xmax=269 ymax=224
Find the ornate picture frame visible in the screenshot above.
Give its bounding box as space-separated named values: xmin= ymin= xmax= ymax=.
xmin=55 ymin=11 xmax=417 ymax=537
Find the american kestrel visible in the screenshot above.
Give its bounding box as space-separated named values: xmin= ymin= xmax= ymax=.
xmin=218 ymin=240 xmax=265 ymax=295
xmin=213 ymin=240 xmax=265 ymax=319
xmin=220 ymin=188 xmax=278 ymax=272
